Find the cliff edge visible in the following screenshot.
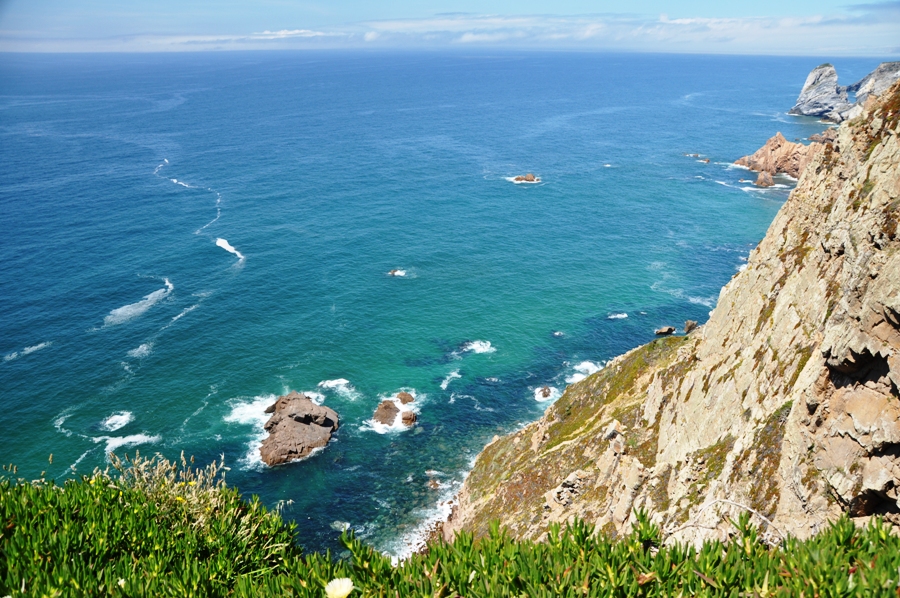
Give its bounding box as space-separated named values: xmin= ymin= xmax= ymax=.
xmin=445 ymin=82 xmax=900 ymax=546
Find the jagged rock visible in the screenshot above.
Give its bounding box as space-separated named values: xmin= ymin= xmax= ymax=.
xmin=514 ymin=173 xmax=538 ymax=182
xmin=789 ymin=64 xmax=853 ymax=121
xmin=684 ymin=320 xmax=698 ymax=334
xmin=735 ymin=132 xmax=820 ymax=179
xmin=444 ymin=81 xmax=900 ymax=547
xmin=755 ymin=171 xmax=774 ymax=187
xmin=809 ymin=129 xmax=837 ymax=143
xmin=401 ymin=410 xmax=418 ymax=426
xmin=259 ymin=392 xmax=339 ymax=466
xmin=790 ymin=62 xmax=900 ymax=123
xmin=655 ymin=326 xmax=675 ymax=335
xmin=539 ymin=386 xmax=552 ymax=399
xmin=373 ymin=400 xmax=400 ymax=425
xmin=397 ymin=391 xmax=415 ymax=404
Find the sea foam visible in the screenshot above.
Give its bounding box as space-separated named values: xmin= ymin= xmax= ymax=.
xmin=461 ymin=340 xmax=496 ymax=354
xmin=440 ymin=370 xmax=461 ymax=390
xmin=565 ymin=361 xmax=603 ymax=384
xmin=215 ymin=238 xmax=245 ymax=261
xmin=317 ymin=378 xmax=360 ymax=399
xmin=607 ymin=313 xmax=628 ymax=320
xmin=100 ymin=411 xmax=134 ymax=432
xmin=93 ymin=433 xmax=161 ymax=454
xmin=361 ymin=389 xmax=421 ymax=434
xmin=533 ymin=386 xmax=562 ymax=403
xmin=127 ymin=343 xmax=153 ymax=358
xmin=224 ymin=394 xmax=277 ymax=470
xmin=104 ymin=279 xmax=173 ymax=326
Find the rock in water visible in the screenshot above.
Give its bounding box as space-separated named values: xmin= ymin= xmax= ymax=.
xmin=514 ymin=173 xmax=537 ymax=182
xmin=397 ymin=391 xmax=415 ymax=404
xmin=755 ymin=171 xmax=774 ymax=187
xmin=734 ymin=132 xmax=820 ymax=179
xmin=654 ymin=326 xmax=675 ymax=335
xmin=789 ymin=64 xmax=852 ymax=121
xmin=401 ymin=411 xmax=417 ymax=426
xmin=259 ymin=391 xmax=339 ymax=466
xmin=789 ymin=62 xmax=900 ymax=123
xmin=373 ymin=400 xmax=400 ymax=425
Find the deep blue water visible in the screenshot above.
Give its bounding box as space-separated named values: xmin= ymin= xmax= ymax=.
xmin=0 ymin=51 xmax=882 ymax=555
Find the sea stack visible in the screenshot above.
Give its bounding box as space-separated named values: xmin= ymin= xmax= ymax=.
xmin=259 ymin=391 xmax=339 ymax=466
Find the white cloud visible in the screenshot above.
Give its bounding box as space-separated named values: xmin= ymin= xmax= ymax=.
xmin=0 ymin=10 xmax=897 ymax=55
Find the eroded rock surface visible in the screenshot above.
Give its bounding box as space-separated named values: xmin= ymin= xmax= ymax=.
xmin=735 ymin=132 xmax=820 ymax=179
xmin=790 ymin=62 xmax=900 ymax=123
xmin=445 ymin=82 xmax=900 ymax=546
xmin=259 ymin=391 xmax=339 ymax=466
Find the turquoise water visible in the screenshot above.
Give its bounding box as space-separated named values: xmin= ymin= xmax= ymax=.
xmin=0 ymin=51 xmax=881 ymax=555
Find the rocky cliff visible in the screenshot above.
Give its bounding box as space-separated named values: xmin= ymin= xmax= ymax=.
xmin=444 ymin=81 xmax=900 ymax=546
xmin=790 ymin=62 xmax=900 ymax=122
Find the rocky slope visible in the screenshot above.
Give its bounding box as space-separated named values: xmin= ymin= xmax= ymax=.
xmin=444 ymin=81 xmax=900 ymax=546
xmin=734 ymin=131 xmax=823 ymax=181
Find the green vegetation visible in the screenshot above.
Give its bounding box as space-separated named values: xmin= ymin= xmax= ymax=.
xmin=4 ymin=455 xmax=900 ymax=597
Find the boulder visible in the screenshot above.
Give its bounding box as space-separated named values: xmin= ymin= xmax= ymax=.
xmin=684 ymin=320 xmax=698 ymax=334
xmin=735 ymin=132 xmax=820 ymax=179
xmin=514 ymin=173 xmax=537 ymax=182
xmin=538 ymin=386 xmax=552 ymax=399
xmin=373 ymin=400 xmax=400 ymax=425
xmin=259 ymin=392 xmax=339 ymax=466
xmin=755 ymin=171 xmax=774 ymax=187
xmin=655 ymin=326 xmax=675 ymax=335
xmin=401 ymin=411 xmax=418 ymax=426
xmin=397 ymin=391 xmax=415 ymax=404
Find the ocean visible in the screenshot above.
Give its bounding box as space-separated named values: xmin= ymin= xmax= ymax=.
xmin=0 ymin=51 xmax=882 ymax=556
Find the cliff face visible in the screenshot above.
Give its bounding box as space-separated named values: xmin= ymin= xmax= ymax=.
xmin=445 ymin=82 xmax=900 ymax=545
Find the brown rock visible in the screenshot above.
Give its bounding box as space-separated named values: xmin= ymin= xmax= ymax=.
xmin=397 ymin=391 xmax=415 ymax=404
xmin=514 ymin=173 xmax=537 ymax=182
xmin=259 ymin=391 xmax=339 ymax=467
xmin=755 ymin=171 xmax=775 ymax=187
xmin=734 ymin=132 xmax=822 ymax=179
xmin=684 ymin=320 xmax=698 ymax=333
xmin=655 ymin=326 xmax=676 ymax=335
xmin=700 ymin=158 xmax=710 ymax=163
xmin=539 ymin=386 xmax=552 ymax=399
xmin=401 ymin=410 xmax=418 ymax=426
xmin=373 ymin=400 xmax=400 ymax=425
xmin=809 ymin=129 xmax=837 ymax=143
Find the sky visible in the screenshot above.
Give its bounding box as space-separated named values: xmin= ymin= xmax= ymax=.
xmin=0 ymin=0 xmax=898 ymax=55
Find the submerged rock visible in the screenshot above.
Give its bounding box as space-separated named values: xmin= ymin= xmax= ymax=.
xmin=259 ymin=391 xmax=339 ymax=466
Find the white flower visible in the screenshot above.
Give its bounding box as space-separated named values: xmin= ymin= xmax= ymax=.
xmin=324 ymin=577 xmax=355 ymax=598
xmin=117 ymin=579 xmax=126 ymax=588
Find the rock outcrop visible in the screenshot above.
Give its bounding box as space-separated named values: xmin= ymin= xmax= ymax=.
xmin=445 ymin=81 xmax=900 ymax=546
xmin=734 ymin=132 xmax=819 ymax=179
xmin=790 ymin=62 xmax=900 ymax=123
xmin=514 ymin=173 xmax=539 ymax=182
xmin=259 ymin=392 xmax=339 ymax=466
xmin=373 ymin=392 xmax=417 ymax=427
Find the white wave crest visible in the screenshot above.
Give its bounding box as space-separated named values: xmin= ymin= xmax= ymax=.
xmin=387 ymin=269 xmax=407 ymax=277
xmin=461 ymin=340 xmax=496 ymax=354
xmin=100 ymin=411 xmax=134 ymax=431
xmin=23 ymin=341 xmax=52 ymax=355
xmin=440 ymin=370 xmax=461 ymax=390
xmin=171 ymin=304 xmax=199 ymax=323
xmin=317 ymin=378 xmax=360 ymax=399
xmin=170 ymin=178 xmax=194 ymax=188
xmin=607 ymin=313 xmax=628 ymax=320
xmin=93 ymin=433 xmax=161 ymax=454
xmin=104 ymin=279 xmax=173 ymax=326
xmin=224 ymin=394 xmax=277 ymax=470
xmin=215 ymin=238 xmax=245 ymax=261
xmin=4 ymin=352 xmax=18 ymax=362
xmin=504 ymin=176 xmax=541 ymax=184
xmin=533 ymin=386 xmax=562 ymax=403
xmin=127 ymin=343 xmax=153 ymax=358
xmin=566 ymin=361 xmax=603 ymax=384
